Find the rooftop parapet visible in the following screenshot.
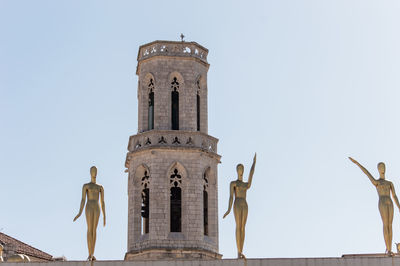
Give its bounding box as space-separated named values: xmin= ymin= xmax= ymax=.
xmin=137 ymin=40 xmax=208 ymax=65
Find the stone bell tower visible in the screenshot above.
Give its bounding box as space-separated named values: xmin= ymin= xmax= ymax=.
xmin=124 ymin=40 xmax=221 ymax=260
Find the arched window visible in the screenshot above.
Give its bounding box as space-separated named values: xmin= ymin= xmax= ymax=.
xmin=141 ymin=171 xmax=150 ymax=234
xmin=148 ymin=79 xmax=154 ymax=130
xmin=203 ymin=172 xmax=209 ymax=236
xmin=170 ymin=168 xmax=182 ymax=232
xmin=196 ymin=80 xmax=200 ymax=131
xmin=171 ymin=77 xmax=179 ymax=130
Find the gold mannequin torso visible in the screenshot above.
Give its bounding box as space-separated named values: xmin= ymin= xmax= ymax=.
xmin=85 ymin=182 xmax=102 ymax=204
xmin=233 ymin=181 xmax=248 ymax=199
xmin=376 ymin=179 xmax=392 ymax=197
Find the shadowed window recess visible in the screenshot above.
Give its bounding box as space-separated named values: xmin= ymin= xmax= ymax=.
xmin=148 ymin=79 xmax=154 ymax=130
xmin=171 ymin=77 xmax=179 ymax=130
xmin=141 ymin=171 xmax=150 ymax=234
xmin=170 ymin=168 xmax=182 ymax=232
xmin=203 ymin=172 xmax=209 ymax=236
xmin=197 ymin=80 xmax=200 ymax=131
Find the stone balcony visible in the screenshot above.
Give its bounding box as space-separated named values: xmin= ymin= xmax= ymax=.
xmin=137 ymin=41 xmax=208 ymax=65
xmin=127 ymin=130 xmax=218 ymax=154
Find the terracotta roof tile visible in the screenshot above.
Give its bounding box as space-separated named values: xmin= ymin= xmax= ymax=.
xmin=0 ymin=232 xmax=53 ymax=261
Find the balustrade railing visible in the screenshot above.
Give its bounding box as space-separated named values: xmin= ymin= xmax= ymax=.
xmin=137 ymin=41 xmax=208 ymax=63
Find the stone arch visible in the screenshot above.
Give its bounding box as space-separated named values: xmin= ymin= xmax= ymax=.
xmin=139 ymin=73 xmax=156 ymax=132
xmin=202 ymin=166 xmax=211 ymax=183
xmin=168 ymin=71 xmax=184 ymax=90
xmin=195 ymin=74 xmax=205 ymax=90
xmin=134 ymin=164 xmax=151 ymax=183
xmin=146 ymin=74 xmax=155 ymax=130
xmin=195 ymin=76 xmax=203 ymax=131
xmin=196 ymin=74 xmax=207 ymax=93
xmin=202 ymin=166 xmax=211 ymax=236
xmin=143 ymin=73 xmax=156 ymax=91
xmin=203 ymin=165 xmax=216 ymax=185
xmin=170 ymin=73 xmax=181 ymax=130
xmin=134 ymin=164 xmax=151 ymax=234
xmin=167 ymin=161 xmax=187 ymax=233
xmin=166 ymin=161 xmax=188 ymax=180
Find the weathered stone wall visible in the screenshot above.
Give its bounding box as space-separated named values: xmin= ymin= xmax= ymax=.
xmin=136 ymin=42 xmax=209 ymax=134
xmin=126 ymin=148 xmax=220 ymax=259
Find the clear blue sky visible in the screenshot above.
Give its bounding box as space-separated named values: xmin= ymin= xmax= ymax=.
xmin=1 ymin=0 xmax=400 ymax=260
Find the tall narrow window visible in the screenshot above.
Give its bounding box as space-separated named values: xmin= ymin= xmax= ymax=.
xmin=196 ymin=80 xmax=200 ymax=131
xmin=148 ymin=79 xmax=154 ymax=130
xmin=141 ymin=171 xmax=150 ymax=234
xmin=171 ymin=77 xmax=179 ymax=130
xmin=170 ymin=168 xmax=182 ymax=232
xmin=203 ymin=172 xmax=209 ymax=236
